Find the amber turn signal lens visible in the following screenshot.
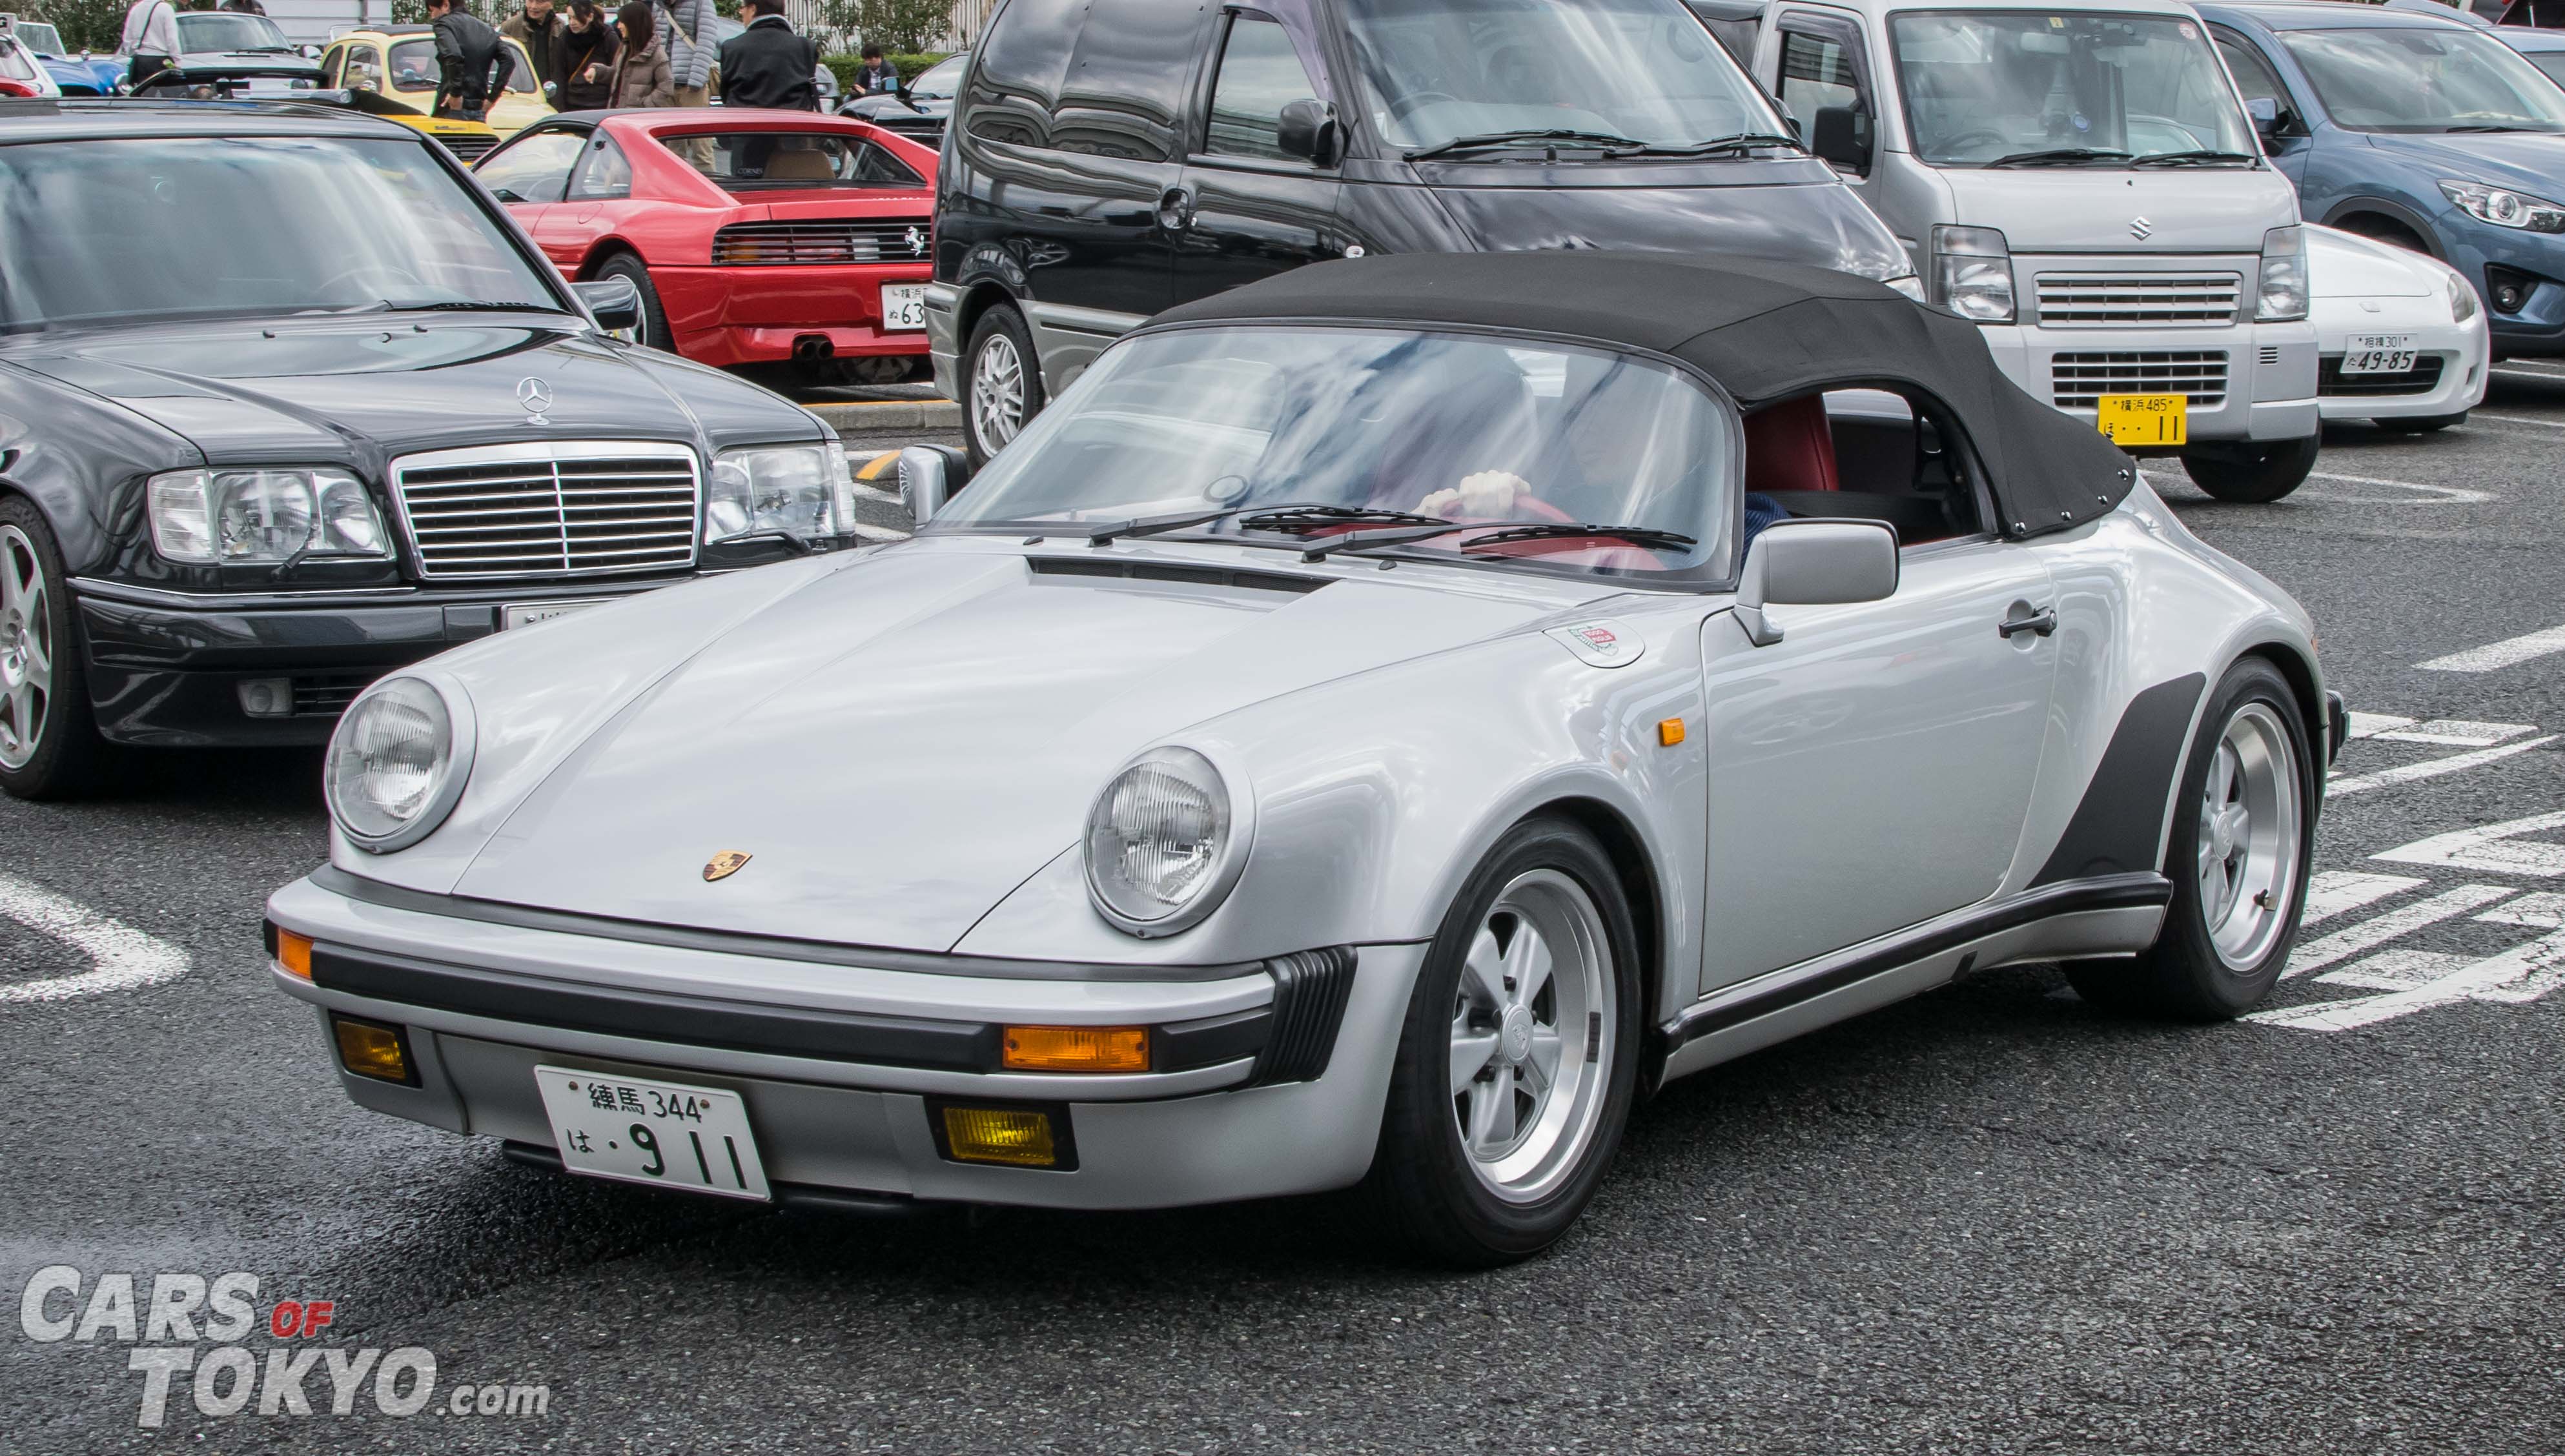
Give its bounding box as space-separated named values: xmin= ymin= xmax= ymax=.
xmin=940 ymin=1106 xmax=1059 ymax=1167
xmin=276 ymin=929 xmax=314 ymax=979
xmin=1001 ymin=1025 xmax=1149 ymax=1073
xmin=1657 ymin=717 xmax=1687 ymax=747
xmin=330 ymin=1015 xmax=412 ymax=1084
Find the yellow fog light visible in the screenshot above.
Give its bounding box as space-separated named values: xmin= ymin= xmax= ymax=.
xmin=331 ymin=1015 xmax=415 ymax=1086
xmin=937 ymin=1104 xmax=1068 ymax=1168
xmin=1001 ymin=1024 xmax=1149 ymax=1073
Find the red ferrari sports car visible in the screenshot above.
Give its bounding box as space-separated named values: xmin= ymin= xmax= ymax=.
xmin=473 ymin=110 xmax=937 ymax=381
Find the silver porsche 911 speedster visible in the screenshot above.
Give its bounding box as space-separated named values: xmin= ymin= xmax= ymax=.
xmin=266 ymin=254 xmax=2344 ymax=1265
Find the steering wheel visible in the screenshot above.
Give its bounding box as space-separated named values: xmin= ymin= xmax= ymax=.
xmin=1391 ymin=90 xmax=1459 ymax=123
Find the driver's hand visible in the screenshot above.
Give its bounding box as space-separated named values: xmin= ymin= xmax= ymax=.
xmin=1419 ymin=470 xmax=1529 ymax=520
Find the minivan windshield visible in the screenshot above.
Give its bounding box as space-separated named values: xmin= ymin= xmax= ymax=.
xmin=939 ymin=327 xmax=1738 ymax=583
xmin=2278 ymin=26 xmax=2565 ymax=133
xmin=0 ymin=137 xmax=560 ymax=332
xmin=1342 ymin=0 xmax=1786 ymax=155
xmin=1890 ymin=10 xmax=2258 ymax=166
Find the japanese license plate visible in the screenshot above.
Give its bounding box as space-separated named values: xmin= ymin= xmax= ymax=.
xmin=2095 ymin=392 xmax=2187 ymax=447
xmin=881 ymin=282 xmax=928 ymax=331
xmin=502 ymin=600 xmax=598 ymax=631
xmin=2341 ymin=334 xmax=2417 ymax=374
xmin=533 ymin=1066 xmax=772 ymax=1201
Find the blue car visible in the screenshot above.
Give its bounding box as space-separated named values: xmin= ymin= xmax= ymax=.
xmin=2200 ymin=0 xmax=2565 ymax=358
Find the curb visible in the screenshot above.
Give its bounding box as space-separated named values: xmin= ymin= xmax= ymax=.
xmin=811 ymin=399 xmax=961 ymax=434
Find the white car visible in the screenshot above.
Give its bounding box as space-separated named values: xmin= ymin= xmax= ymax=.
xmin=0 ymin=30 xmax=64 ymax=97
xmin=2309 ymin=224 xmax=2488 ymax=434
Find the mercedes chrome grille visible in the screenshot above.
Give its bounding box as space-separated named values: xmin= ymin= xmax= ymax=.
xmin=391 ymin=441 xmax=699 ymax=580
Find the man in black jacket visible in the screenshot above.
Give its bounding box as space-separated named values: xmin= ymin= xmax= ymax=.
xmin=715 ymin=0 xmax=817 ymax=110
xmin=425 ymin=0 xmax=509 ymax=121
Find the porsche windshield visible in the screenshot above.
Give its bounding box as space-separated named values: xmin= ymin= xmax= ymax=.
xmin=1343 ymin=0 xmax=1784 ymax=154
xmin=0 ymin=137 xmax=560 ymax=332
xmin=1890 ymin=11 xmax=2257 ymax=165
xmin=939 ymin=327 xmax=1738 ymax=581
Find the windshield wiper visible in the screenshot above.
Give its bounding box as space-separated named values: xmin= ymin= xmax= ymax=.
xmin=1452 ymin=522 xmax=1698 ymax=553
xmin=1296 ymin=518 xmax=1695 ymax=563
xmin=377 ymin=300 xmax=573 ymax=314
xmin=2130 ymin=149 xmax=2260 ymax=167
xmin=2444 ymin=123 xmax=2557 ymax=134
xmin=1608 ymin=131 xmax=1801 ymax=157
xmin=1083 ymin=501 xmax=1453 ymax=545
xmin=1405 ymin=128 xmax=1651 ymax=161
xmin=1981 ymin=147 xmax=2134 ymax=168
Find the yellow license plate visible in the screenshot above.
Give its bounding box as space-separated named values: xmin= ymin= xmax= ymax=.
xmin=2095 ymin=393 xmax=2187 ymax=446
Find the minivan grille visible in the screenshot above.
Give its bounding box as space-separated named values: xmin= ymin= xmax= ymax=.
xmin=711 ymin=219 xmax=934 ymax=266
xmin=2052 ymin=350 xmax=2230 ymax=409
xmin=2036 ymin=273 xmax=2242 ymax=326
xmin=392 ymin=443 xmax=699 ymax=580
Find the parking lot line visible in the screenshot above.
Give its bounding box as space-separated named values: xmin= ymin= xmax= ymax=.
xmin=2302 ymin=870 xmax=2426 ymax=926
xmin=2373 ymin=809 xmax=2565 ymax=878
xmin=2252 ymin=927 xmax=2565 ymax=1029
xmin=2326 ymin=734 xmax=2557 ymax=796
xmin=0 ymin=876 xmax=191 ymax=1006
xmin=2415 ymin=624 xmax=2565 ymax=672
xmin=2469 ymin=412 xmax=2565 ymax=429
xmin=2280 ymin=883 xmax=2519 ymax=979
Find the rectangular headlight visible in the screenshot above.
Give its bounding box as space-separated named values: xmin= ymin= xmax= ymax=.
xmin=707 ymin=440 xmax=853 ymax=546
xmin=1931 ymin=225 xmax=2015 ymax=323
xmin=147 ymin=468 xmax=390 ymax=565
xmin=2257 ymin=225 xmax=2309 ymax=323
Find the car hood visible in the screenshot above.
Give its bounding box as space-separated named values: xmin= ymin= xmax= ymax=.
xmin=6 ymin=318 xmax=819 ymax=461
xmin=2308 ymin=224 xmax=2436 ymax=298
xmin=436 ymin=540 xmax=1596 ymax=951
xmin=2363 ymin=128 xmax=2565 ymax=196
xmin=1421 ymin=161 xmax=1912 ymax=281
xmin=1945 ymin=165 xmax=2298 ymax=250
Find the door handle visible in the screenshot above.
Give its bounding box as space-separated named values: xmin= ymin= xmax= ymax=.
xmin=1998 ymin=604 xmax=2058 ymax=640
xmin=1156 ymin=185 xmax=1195 ymax=232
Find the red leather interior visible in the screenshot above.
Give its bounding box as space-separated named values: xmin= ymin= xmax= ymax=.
xmin=1742 ymin=396 xmax=1841 ymax=496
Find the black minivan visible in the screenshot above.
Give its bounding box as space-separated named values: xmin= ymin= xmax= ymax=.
xmin=925 ymin=0 xmax=1919 ymax=461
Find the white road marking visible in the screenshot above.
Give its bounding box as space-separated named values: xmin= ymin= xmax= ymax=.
xmin=2374 ymin=809 xmax=2565 ymax=878
xmin=2249 ymin=927 xmax=2565 ymax=1030
xmin=2369 ymin=720 xmax=2539 ymax=747
xmin=2280 ymin=883 xmax=2518 ymax=979
xmin=2301 ymin=869 xmax=2426 ymax=926
xmin=2471 ymin=412 xmax=2565 ymax=429
xmin=2345 ymin=712 xmax=2413 ymax=740
xmin=2416 ymin=624 xmax=2565 ymax=673
xmin=2325 ymin=734 xmax=2556 ymax=795
xmin=0 ymin=876 xmax=190 ymax=1006
xmin=2479 ymin=892 xmax=2565 ymax=929
xmin=2302 ymin=472 xmax=2491 ymax=505
xmin=2316 ymin=947 xmax=2474 ymax=992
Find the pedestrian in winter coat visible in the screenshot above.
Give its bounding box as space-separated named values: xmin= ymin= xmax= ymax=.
xmin=554 ymin=0 xmax=617 ymax=109
xmin=501 ymin=0 xmax=566 ymax=96
xmin=426 ymin=0 xmax=510 ymax=121
xmin=716 ymin=0 xmax=818 ymax=110
xmin=608 ymin=1 xmax=673 ymax=108
xmin=653 ymin=0 xmax=713 ymax=104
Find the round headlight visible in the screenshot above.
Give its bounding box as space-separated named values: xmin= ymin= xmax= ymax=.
xmin=1082 ymin=746 xmax=1251 ymax=936
xmin=325 ymin=675 xmax=475 ymax=853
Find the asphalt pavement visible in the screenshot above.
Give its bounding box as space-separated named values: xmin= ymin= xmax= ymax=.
xmin=3 ymin=370 xmax=2561 ymax=1454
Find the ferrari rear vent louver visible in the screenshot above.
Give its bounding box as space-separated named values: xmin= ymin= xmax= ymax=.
xmin=710 ymin=219 xmax=934 ymax=266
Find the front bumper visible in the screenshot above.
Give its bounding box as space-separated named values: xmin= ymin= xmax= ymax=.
xmin=74 ymin=575 xmax=684 ymax=746
xmin=263 ymin=872 xmax=1416 ymax=1210
xmin=1977 ymin=312 xmax=2320 ymax=443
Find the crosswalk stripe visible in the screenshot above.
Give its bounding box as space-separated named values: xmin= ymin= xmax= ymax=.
xmin=2250 ymin=927 xmax=2565 ymax=1029
xmin=2280 ymin=884 xmax=2519 ymax=979
xmin=2415 ymin=624 xmax=2565 ymax=672
xmin=2326 ymin=736 xmax=2556 ymax=796
xmin=2300 ymin=871 xmax=2425 ymax=926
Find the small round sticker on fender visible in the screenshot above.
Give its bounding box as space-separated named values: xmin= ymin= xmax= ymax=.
xmin=1545 ymin=619 xmax=1646 ymax=669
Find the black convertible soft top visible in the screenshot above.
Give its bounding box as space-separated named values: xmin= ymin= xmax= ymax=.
xmin=1148 ymin=252 xmax=2137 ymax=540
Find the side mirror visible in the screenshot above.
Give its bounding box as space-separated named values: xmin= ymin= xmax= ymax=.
xmin=1732 ymin=518 xmax=1898 ymax=647
xmin=1276 ymin=97 xmax=1340 ymax=167
xmin=300 ymin=43 xmax=322 ymax=58
xmin=899 ymin=444 xmax=972 ymax=525
xmin=1810 ymin=104 xmax=1871 ymax=172
xmin=2245 ymin=95 xmax=2285 ymax=141
xmin=1782 ymin=109 xmax=1803 ymax=141
xmin=572 ymin=276 xmax=644 ymax=334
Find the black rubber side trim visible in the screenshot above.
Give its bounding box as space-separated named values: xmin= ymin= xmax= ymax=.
xmin=1661 ymin=872 xmax=2171 ymax=1051
xmin=1251 ymin=946 xmax=1358 ymax=1085
xmin=304 ymin=865 xmax=1265 ymax=984
xmin=1028 ymin=556 xmax=1329 ymax=594
xmin=1156 ymin=1007 xmax=1271 ymax=1073
xmin=2030 ymin=672 xmax=2207 ymax=887
xmin=309 ymin=942 xmax=1004 ymax=1072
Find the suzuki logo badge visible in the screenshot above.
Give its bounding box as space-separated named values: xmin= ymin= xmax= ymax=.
xmin=516 ymin=376 xmax=553 ymax=425
xmin=2129 ymin=215 xmax=2154 ymax=241
xmin=702 ymin=851 xmax=752 ymax=882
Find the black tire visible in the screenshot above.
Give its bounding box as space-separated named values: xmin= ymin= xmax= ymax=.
xmin=960 ymin=303 xmax=1045 ymax=468
xmin=2181 ymin=435 xmax=2320 ymax=503
xmin=591 ymin=252 xmax=671 ymax=352
xmin=0 ymin=497 xmax=110 ymax=801
xmin=2067 ymin=659 xmax=2315 ymax=1020
xmin=2374 ymin=411 xmax=2466 ymax=434
xmin=1358 ymin=818 xmax=1642 ymax=1268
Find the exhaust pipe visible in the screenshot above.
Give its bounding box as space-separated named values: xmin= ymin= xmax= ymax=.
xmin=791 ymin=334 xmax=834 ymax=364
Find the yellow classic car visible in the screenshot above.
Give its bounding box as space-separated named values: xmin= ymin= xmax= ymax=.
xmin=320 ymin=25 xmax=553 ymax=150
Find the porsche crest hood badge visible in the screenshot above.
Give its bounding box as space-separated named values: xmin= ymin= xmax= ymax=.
xmin=702 ymin=851 xmax=752 ymax=882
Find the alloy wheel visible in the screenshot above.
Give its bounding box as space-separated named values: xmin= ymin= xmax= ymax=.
xmin=970 ymin=330 xmax=1027 ymax=452
xmin=0 ymin=525 xmax=54 ymax=771
xmin=2196 ymin=702 xmax=2301 ymax=970
xmin=1447 ymin=869 xmax=1616 ymax=1204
